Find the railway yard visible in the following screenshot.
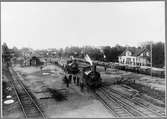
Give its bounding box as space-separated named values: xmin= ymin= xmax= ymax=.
xmin=2 ymin=2 xmax=166 ymax=118
xmin=2 ymin=58 xmax=166 ymax=118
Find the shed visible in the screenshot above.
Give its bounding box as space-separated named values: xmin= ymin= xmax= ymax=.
xmin=30 ymin=56 xmax=43 ymax=66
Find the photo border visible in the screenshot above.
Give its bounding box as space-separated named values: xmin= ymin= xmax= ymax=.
xmin=0 ymin=0 xmax=166 ymax=119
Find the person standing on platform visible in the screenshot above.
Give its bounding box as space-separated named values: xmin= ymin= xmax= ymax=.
xmin=68 ymin=75 xmax=72 ymax=84
xmin=80 ymin=81 xmax=84 ymax=92
xmin=64 ymin=75 xmax=69 ymax=88
xmin=40 ymin=66 xmax=43 ymax=72
xmin=71 ymin=59 xmax=79 ymax=85
xmin=80 ymin=68 xmax=85 ymax=92
xmin=104 ymin=65 xmax=107 ymax=72
xmin=73 ymin=75 xmax=76 ymax=84
xmin=76 ymin=76 xmax=80 ymax=86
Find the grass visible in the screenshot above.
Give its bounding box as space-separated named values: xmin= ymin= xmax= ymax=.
xmin=113 ymin=74 xmax=165 ymax=107
xmin=2 ymin=81 xmax=8 ymax=99
xmin=126 ymin=83 xmax=165 ymax=107
xmin=2 ymin=65 xmax=11 ymax=99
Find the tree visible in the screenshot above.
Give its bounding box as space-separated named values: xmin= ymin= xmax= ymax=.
xmin=2 ymin=42 xmax=12 ymax=65
xmin=102 ymin=45 xmax=125 ymax=62
xmin=12 ymin=46 xmax=22 ymax=58
xmin=140 ymin=41 xmax=165 ymax=68
xmin=140 ymin=41 xmax=152 ymax=50
xmin=152 ymin=42 xmax=165 ymax=68
xmin=57 ymin=48 xmax=64 ymax=57
xmin=102 ymin=46 xmax=112 ymax=61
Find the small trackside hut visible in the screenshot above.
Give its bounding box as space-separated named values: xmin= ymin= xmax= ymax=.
xmin=30 ymin=56 xmax=44 ymax=66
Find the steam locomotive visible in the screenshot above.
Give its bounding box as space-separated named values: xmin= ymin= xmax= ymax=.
xmin=83 ymin=65 xmax=102 ymax=88
xmin=64 ymin=59 xmax=80 ymax=74
xmin=64 ymin=58 xmax=102 ymax=89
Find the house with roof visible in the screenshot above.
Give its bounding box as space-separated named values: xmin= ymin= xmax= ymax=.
xmin=118 ymin=48 xmax=151 ymax=66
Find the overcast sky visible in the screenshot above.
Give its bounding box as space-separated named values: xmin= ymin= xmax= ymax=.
xmin=2 ymin=2 xmax=165 ymax=50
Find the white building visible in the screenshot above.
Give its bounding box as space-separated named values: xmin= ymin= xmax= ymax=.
xmin=118 ymin=48 xmax=151 ymax=66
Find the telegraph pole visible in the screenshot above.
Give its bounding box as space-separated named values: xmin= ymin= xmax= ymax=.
xmin=151 ymin=42 xmax=152 ymax=77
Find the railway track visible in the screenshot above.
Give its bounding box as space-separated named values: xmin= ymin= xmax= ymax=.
xmin=95 ymin=86 xmax=164 ymax=118
xmin=96 ymin=88 xmax=147 ymax=117
xmin=100 ymin=88 xmax=163 ymax=117
xmin=9 ymin=67 xmax=46 ymax=119
xmin=95 ymin=90 xmax=134 ymax=117
xmin=106 ymin=86 xmax=165 ymax=117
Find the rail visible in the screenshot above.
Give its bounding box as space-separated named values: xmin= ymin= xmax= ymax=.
xmin=9 ymin=67 xmax=47 ymax=119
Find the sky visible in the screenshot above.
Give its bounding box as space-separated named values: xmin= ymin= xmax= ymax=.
xmin=1 ymin=2 xmax=165 ymax=50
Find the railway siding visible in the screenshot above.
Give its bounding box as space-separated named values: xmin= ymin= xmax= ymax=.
xmin=96 ymin=87 xmax=165 ymax=118
xmin=108 ymin=86 xmax=165 ymax=116
xmin=98 ymin=88 xmax=146 ymax=117
xmin=95 ymin=91 xmax=133 ymax=117
xmin=9 ymin=67 xmax=46 ymax=119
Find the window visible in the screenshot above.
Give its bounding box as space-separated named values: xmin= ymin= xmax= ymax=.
xmin=126 ymin=58 xmax=131 ymax=64
xmin=126 ymin=51 xmax=131 ymax=56
xmin=146 ymin=52 xmax=149 ymax=56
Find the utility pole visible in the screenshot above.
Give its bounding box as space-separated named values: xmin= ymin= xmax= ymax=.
xmin=84 ymin=46 xmax=86 ymax=58
xmin=151 ymin=42 xmax=153 ymax=77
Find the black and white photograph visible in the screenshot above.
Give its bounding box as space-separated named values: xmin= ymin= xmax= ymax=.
xmin=1 ymin=1 xmax=166 ymax=118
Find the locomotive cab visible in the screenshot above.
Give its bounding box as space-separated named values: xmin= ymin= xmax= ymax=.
xmin=84 ymin=64 xmax=102 ymax=88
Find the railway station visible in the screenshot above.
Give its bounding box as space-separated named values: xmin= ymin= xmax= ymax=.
xmin=1 ymin=1 xmax=166 ymax=119
xmin=2 ymin=51 xmax=166 ymax=118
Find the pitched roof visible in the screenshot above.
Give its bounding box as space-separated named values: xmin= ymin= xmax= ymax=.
xmin=120 ymin=47 xmax=137 ymax=56
xmin=120 ymin=47 xmax=150 ymax=57
xmin=30 ymin=52 xmax=41 ymax=58
xmin=134 ymin=48 xmax=150 ymax=56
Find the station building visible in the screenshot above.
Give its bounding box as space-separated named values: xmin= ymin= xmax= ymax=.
xmin=118 ymin=48 xmax=151 ymax=66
